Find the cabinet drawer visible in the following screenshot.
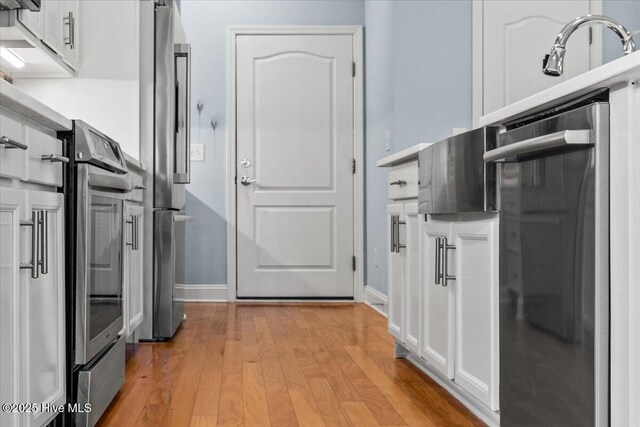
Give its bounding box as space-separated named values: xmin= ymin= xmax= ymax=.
xmin=388 ymin=160 xmax=419 ymax=200
xmin=0 ymin=113 xmax=27 ymax=180
xmin=26 ymin=127 xmax=64 ymax=187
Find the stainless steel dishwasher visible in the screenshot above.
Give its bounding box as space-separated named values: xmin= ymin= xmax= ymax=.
xmin=484 ymin=99 xmax=609 ymax=426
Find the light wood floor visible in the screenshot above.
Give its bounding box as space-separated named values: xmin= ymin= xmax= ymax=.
xmin=98 ymin=303 xmax=484 ymax=427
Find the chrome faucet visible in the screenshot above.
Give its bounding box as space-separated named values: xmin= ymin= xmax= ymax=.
xmin=543 ymin=15 xmax=636 ymax=76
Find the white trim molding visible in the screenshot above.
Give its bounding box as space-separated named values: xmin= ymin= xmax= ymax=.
xmin=176 ymin=284 xmax=228 ymax=302
xmin=363 ymin=286 xmax=388 ymax=318
xmin=226 ymin=25 xmax=365 ymax=302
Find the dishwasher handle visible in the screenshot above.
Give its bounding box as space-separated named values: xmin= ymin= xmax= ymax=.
xmin=483 ymin=130 xmax=592 ymax=163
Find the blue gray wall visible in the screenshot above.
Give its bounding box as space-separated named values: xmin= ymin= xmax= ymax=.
xmin=181 ymin=0 xmax=638 ymax=293
xmin=180 ymin=0 xmax=365 ymax=284
xmin=603 ymin=1 xmax=640 ymax=64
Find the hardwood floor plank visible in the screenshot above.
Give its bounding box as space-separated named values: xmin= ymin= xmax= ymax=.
xmin=242 ymin=362 xmax=271 ymax=426
xmin=98 ymin=303 xmax=484 ymax=427
xmin=342 ymin=402 xmax=382 ymax=427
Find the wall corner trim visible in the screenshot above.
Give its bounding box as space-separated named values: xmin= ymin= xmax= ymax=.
xmin=363 ymin=285 xmax=388 ymax=318
xmin=176 ymin=284 xmax=228 ymax=302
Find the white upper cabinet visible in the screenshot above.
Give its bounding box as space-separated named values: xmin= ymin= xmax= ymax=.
xmin=420 ymin=217 xmax=455 ymax=379
xmin=17 ymin=8 xmax=44 ymax=39
xmin=451 ymin=218 xmax=499 ymax=411
xmin=60 ymin=0 xmax=79 ymax=68
xmin=42 ymin=0 xmax=65 ymax=55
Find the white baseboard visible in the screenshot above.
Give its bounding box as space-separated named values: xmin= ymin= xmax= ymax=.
xmin=363 ymin=285 xmax=388 ymax=317
xmin=176 ymin=284 xmax=228 ymax=302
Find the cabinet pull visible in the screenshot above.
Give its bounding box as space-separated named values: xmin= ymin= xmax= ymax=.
xmin=390 ymin=216 xmax=396 ymax=253
xmin=19 ymin=211 xmax=39 ymax=279
xmin=389 ymin=180 xmax=406 ymax=186
xmin=134 ymin=184 xmax=146 ymax=190
xmin=134 ymin=215 xmax=140 ymax=251
xmin=1 ymin=136 xmax=28 ymax=150
xmin=396 ymin=220 xmax=406 ymax=252
xmin=41 ymin=154 xmax=70 ymax=163
xmin=435 ymin=237 xmax=442 ymax=285
xmin=442 ymin=237 xmax=456 ymax=286
xmin=63 ymin=12 xmax=75 ymax=49
xmin=38 ymin=210 xmax=48 ymax=275
xmin=126 ymin=217 xmax=135 ymax=247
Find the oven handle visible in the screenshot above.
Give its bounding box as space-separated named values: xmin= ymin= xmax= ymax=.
xmin=88 ymin=173 xmax=133 ymax=192
xmin=483 ymin=130 xmax=592 ymax=163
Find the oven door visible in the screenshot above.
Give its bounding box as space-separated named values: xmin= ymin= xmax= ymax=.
xmin=75 ymin=165 xmax=127 ymax=365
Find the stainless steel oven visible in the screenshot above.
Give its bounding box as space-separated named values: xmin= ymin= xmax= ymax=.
xmin=61 ymin=120 xmax=130 ymax=426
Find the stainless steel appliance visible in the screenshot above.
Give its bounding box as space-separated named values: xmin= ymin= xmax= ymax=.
xmin=418 ymin=127 xmax=498 ymax=215
xmin=484 ymin=98 xmax=609 ymax=426
xmin=61 ymin=120 xmax=130 ymax=426
xmin=150 ymin=0 xmax=191 ymax=339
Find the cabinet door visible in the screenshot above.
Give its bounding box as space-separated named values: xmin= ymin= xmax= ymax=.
xmin=60 ymin=0 xmax=78 ymax=68
xmin=452 ymin=217 xmax=499 ymax=410
xmin=124 ymin=203 xmax=144 ymax=335
xmin=403 ymin=202 xmax=420 ymax=353
xmin=17 ymin=8 xmax=44 ymax=40
xmin=0 ymin=188 xmax=26 ymax=427
xmin=387 ymin=204 xmax=404 ymax=341
xmin=23 ymin=190 xmax=65 ymax=427
xmin=420 ymin=217 xmax=454 ymax=378
xmin=42 ymin=0 xmax=64 ymax=55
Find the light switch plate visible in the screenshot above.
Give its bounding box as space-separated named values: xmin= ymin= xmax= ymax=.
xmin=191 ymin=144 xmax=204 ymax=161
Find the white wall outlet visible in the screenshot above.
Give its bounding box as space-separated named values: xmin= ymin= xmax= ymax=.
xmin=191 ymin=143 xmax=205 ymax=161
xmin=452 ymin=127 xmax=468 ymax=136
xmin=385 ymin=129 xmax=391 ymax=152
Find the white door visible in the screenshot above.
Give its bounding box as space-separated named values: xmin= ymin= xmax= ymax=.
xmin=236 ymin=34 xmax=355 ymax=298
xmin=23 ymin=189 xmax=65 ymax=427
xmin=403 ymin=202 xmax=421 ymax=353
xmin=124 ymin=203 xmax=144 ymax=335
xmin=482 ymin=0 xmax=593 ymax=114
xmin=387 ymin=204 xmax=404 ymax=341
xmin=0 ymin=188 xmax=25 ymax=427
xmin=420 ymin=217 xmax=454 ymax=379
xmin=452 ymin=218 xmax=499 ymax=411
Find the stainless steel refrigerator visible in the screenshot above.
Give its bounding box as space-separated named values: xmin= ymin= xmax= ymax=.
xmin=144 ymin=0 xmax=191 ymax=340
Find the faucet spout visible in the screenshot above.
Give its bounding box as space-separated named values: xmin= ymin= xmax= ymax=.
xmin=542 ymin=14 xmax=636 ymax=76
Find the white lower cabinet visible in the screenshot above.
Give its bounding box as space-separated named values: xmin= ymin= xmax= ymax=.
xmin=419 ymin=215 xmax=500 ymax=411
xmin=123 ymin=202 xmax=144 ymax=336
xmin=0 ymin=187 xmax=66 ymax=427
xmin=387 ymin=204 xmax=404 ymax=340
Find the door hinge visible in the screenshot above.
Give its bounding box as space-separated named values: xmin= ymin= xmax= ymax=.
xmin=352 ymin=62 xmax=356 ymax=77
xmin=352 ymin=255 xmax=356 ymax=271
xmin=352 ymin=158 xmax=356 ymax=174
xmin=589 ymin=27 xmax=593 ymax=45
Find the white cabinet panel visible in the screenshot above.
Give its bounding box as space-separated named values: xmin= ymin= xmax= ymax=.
xmin=403 ymin=202 xmax=420 ymax=353
xmin=124 ymin=203 xmax=144 ymax=335
xmin=23 ymin=189 xmax=65 ymax=427
xmin=42 ymin=0 xmax=64 ymax=55
xmin=420 ymin=217 xmax=454 ymax=379
xmin=0 ymin=188 xmax=26 ymax=427
xmin=387 ymin=203 xmax=404 ymax=341
xmin=60 ymin=0 xmax=79 ymax=68
xmin=18 ymin=8 xmax=44 ymax=39
xmin=26 ymin=127 xmax=64 ymax=187
xmin=452 ymin=218 xmax=499 ymax=410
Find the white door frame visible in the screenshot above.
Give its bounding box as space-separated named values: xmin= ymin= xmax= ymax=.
xmin=472 ymin=0 xmax=603 ymax=126
xmin=226 ymin=25 xmax=364 ymax=302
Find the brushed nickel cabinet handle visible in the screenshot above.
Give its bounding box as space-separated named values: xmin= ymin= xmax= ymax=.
xmin=134 ymin=184 xmax=146 ymax=190
xmin=396 ymin=220 xmax=406 ymax=252
xmin=41 ymin=154 xmax=69 ymax=163
xmin=19 ymin=211 xmax=39 ymax=279
xmin=390 ymin=216 xmax=396 ymax=253
xmin=126 ymin=217 xmax=135 ymax=247
xmin=1 ymin=136 xmax=28 ymax=150
xmin=389 ymin=180 xmax=406 ymax=186
xmin=442 ymin=237 xmax=456 ymax=286
xmin=435 ymin=237 xmax=441 ymax=285
xmin=39 ymin=210 xmax=48 ymax=275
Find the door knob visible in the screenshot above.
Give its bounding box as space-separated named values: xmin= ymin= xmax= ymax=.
xmin=240 ymin=158 xmax=251 ymax=168
xmin=240 ymin=176 xmax=259 ymax=186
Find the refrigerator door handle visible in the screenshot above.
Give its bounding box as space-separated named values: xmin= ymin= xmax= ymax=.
xmin=174 ymin=43 xmax=191 ymax=184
